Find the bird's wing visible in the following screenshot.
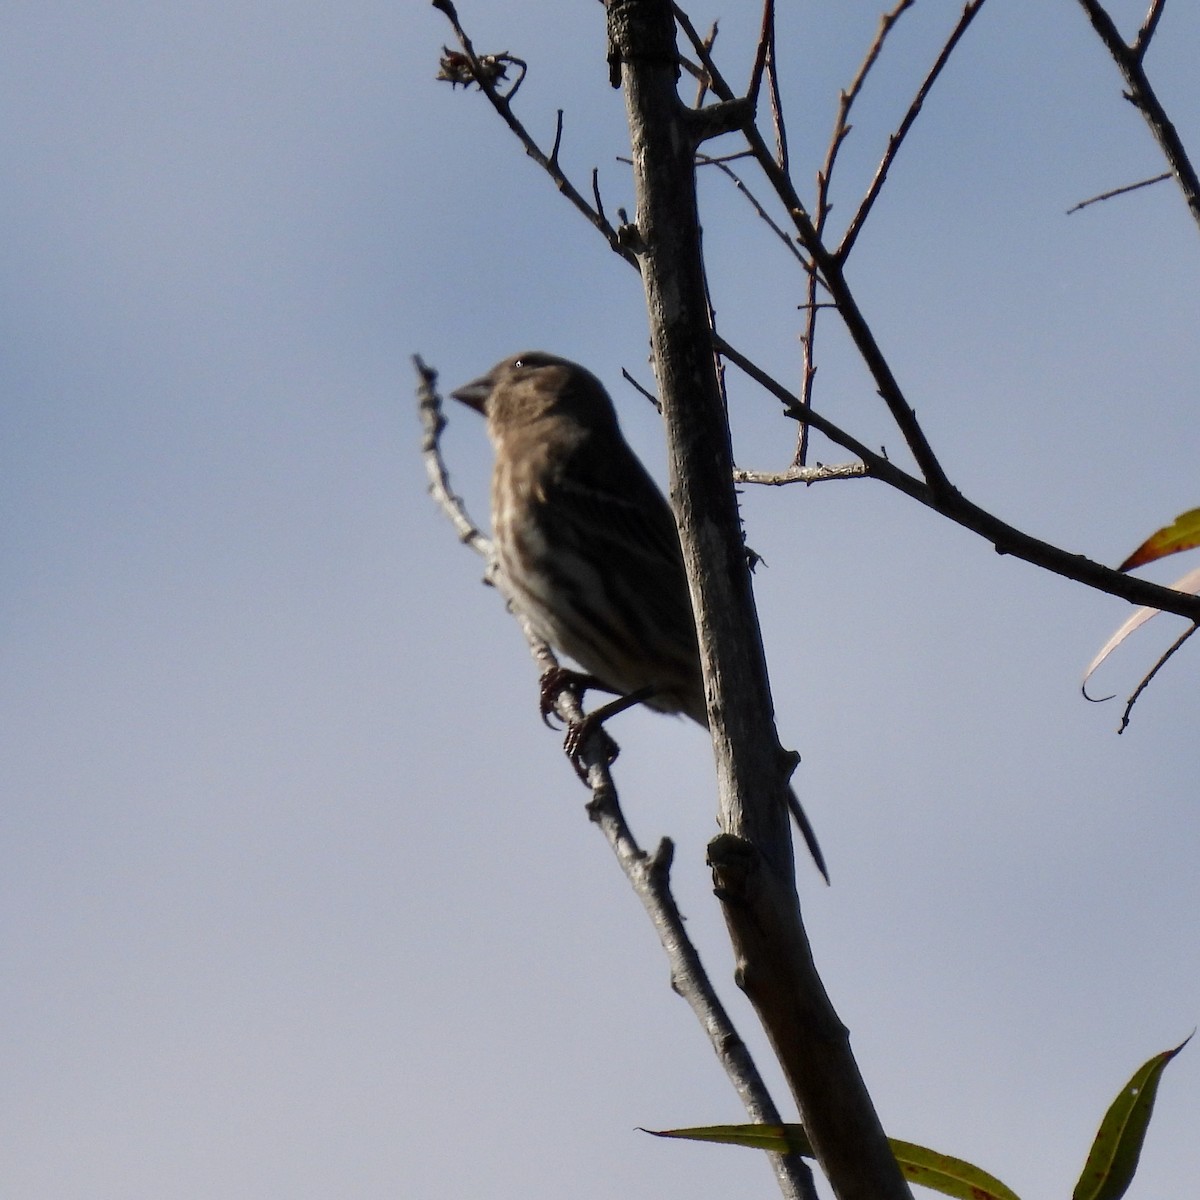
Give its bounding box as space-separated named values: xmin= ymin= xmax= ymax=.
xmin=543 ymin=437 xmax=700 ymax=660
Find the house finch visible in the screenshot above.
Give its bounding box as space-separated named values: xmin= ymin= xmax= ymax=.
xmin=452 ymin=351 xmax=826 ymax=881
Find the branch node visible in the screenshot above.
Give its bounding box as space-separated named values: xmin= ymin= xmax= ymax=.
xmin=687 ymin=96 xmax=753 ymax=144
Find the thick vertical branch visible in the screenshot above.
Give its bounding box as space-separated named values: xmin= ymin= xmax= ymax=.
xmin=604 ymin=3 xmax=912 ymax=1198
xmin=606 ymin=0 xmax=793 ymax=870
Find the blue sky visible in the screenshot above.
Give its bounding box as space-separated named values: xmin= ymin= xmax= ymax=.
xmin=3 ymin=3 xmax=1199 ymax=1197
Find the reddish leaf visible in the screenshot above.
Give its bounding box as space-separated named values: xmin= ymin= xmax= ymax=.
xmin=1119 ymin=508 xmax=1200 ymax=571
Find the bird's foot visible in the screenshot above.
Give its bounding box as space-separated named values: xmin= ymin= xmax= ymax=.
xmin=563 ymin=712 xmax=621 ymax=779
xmin=561 ymin=686 xmax=659 ymax=782
xmin=537 ymin=667 xmax=617 ymax=729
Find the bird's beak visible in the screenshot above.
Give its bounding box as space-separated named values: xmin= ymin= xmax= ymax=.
xmin=450 ymin=374 xmax=493 ymax=414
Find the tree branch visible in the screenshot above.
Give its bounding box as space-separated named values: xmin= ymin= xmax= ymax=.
xmin=735 ymin=462 xmax=870 ymax=486
xmin=819 ymin=0 xmax=917 ymax=240
xmin=607 ymin=3 xmax=912 ymax=1197
xmin=434 ymin=1 xmax=1200 ymax=628
xmin=432 ymin=0 xmax=637 ymax=266
xmin=1074 ymin=0 xmax=1200 ymax=231
xmin=672 ymin=8 xmax=953 ymax=497
xmin=715 ymin=338 xmax=1200 ymax=623
xmin=416 ymin=352 xmax=813 ymax=1199
xmin=1116 ymin=621 xmax=1198 ymax=733
xmin=1133 ymin=0 xmax=1167 ymax=61
xmin=838 ymin=0 xmax=989 ymax=261
xmin=1066 ymin=170 xmax=1171 ymax=213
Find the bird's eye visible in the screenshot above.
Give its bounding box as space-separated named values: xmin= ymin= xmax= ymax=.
xmin=513 ymin=358 xmax=525 ymax=368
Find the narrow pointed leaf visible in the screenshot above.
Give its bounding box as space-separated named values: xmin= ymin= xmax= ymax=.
xmin=644 ymin=1124 xmax=1020 ymax=1200
xmin=644 ymin=1123 xmax=813 ymax=1155
xmin=1072 ymin=1036 xmax=1191 ymax=1200
xmin=887 ymin=1139 xmax=1021 ymax=1200
xmin=1082 ymin=566 xmax=1200 ymax=693
xmin=1119 ymin=508 xmax=1200 ymax=571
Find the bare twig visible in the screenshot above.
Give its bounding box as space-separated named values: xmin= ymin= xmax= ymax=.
xmin=432 ymin=0 xmax=636 ymax=266
xmin=415 ymin=354 xmax=493 ymax=559
xmin=735 ymin=462 xmax=870 ymax=486
xmin=747 ymin=0 xmax=790 ymax=171
xmin=746 ymin=0 xmax=771 ymax=111
xmin=794 ymin=267 xmax=819 ymax=467
xmin=819 ymin=0 xmax=916 ymax=232
xmin=695 ymin=149 xmax=755 ymax=165
xmin=1066 ymin=171 xmax=1170 ymax=213
xmin=695 ymin=152 xmax=810 ymax=265
xmin=838 ymin=0 xmax=990 ymax=261
xmin=673 ymin=7 xmax=954 ymax=496
xmin=715 ymin=337 xmax=1200 ymax=625
xmin=767 ymin=35 xmax=788 ymax=173
xmin=582 ymin=793 xmax=814 ymax=1200
xmin=1118 ymin=622 xmax=1199 ymax=732
xmin=590 ymin=167 xmax=607 ymax=226
xmin=1074 ymin=0 xmax=1200 ymax=231
xmin=435 ymin=0 xmax=1200 ymax=631
xmin=549 ymin=109 xmax=565 ymax=166
xmin=1132 ymin=0 xmax=1167 ymax=61
xmin=796 ymin=0 xmax=930 ymax=469
xmin=621 ymin=366 xmax=661 ymax=411
xmin=690 ymin=20 xmax=718 ymax=108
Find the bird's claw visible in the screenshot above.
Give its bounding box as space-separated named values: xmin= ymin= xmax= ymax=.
xmin=538 ymin=667 xmax=616 ymax=729
xmin=537 ymin=673 xmax=657 ymax=782
xmin=563 ymin=713 xmax=621 ymax=780
xmin=538 ymin=667 xmax=575 ymax=728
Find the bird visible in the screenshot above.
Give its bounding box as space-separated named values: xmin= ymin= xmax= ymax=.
xmin=452 ymin=350 xmax=826 ymax=881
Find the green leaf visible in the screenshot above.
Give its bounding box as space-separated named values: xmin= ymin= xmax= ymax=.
xmin=643 ymin=1124 xmax=1021 ymax=1200
xmin=644 ymin=1123 xmax=813 ymax=1155
xmin=1072 ymin=1036 xmax=1192 ymax=1200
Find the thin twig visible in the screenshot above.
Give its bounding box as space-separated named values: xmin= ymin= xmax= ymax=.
xmin=549 ymin=109 xmax=564 ymax=166
xmin=839 ymin=0 xmax=990 ymax=262
xmin=1132 ymin=0 xmax=1167 ymax=61
xmin=621 ymin=367 xmax=662 ymax=412
xmin=735 ymin=462 xmax=870 ymax=486
xmin=590 ymin=167 xmax=607 ymax=226
xmin=697 ymin=149 xmax=756 ymax=165
xmin=583 ymin=789 xmax=812 ymax=1198
xmin=432 ymin=0 xmax=636 ymax=267
xmin=690 ymin=20 xmax=718 ymax=108
xmin=1119 ymin=622 xmax=1198 ymax=732
xmin=819 ymin=0 xmax=916 ymax=234
xmin=1066 ymin=171 xmax=1170 ymax=213
xmin=673 ymin=6 xmax=953 ymax=495
xmin=796 ymin=0 xmax=923 ymax=469
xmin=746 ymin=0 xmax=772 ymax=110
xmin=415 ymin=354 xmax=492 ymax=559
xmin=764 ymin=1 xmax=789 ymax=171
xmin=793 ymin=270 xmax=819 ymax=467
xmin=1074 ymin=0 xmax=1200 ymax=231
xmin=436 ymin=0 xmax=1200 ymax=629
xmin=695 ymin=152 xmax=810 ymax=265
xmin=715 ymin=336 xmax=1200 ymax=624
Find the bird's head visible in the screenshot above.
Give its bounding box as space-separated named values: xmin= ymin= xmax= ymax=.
xmin=451 ymin=352 xmax=620 ymax=440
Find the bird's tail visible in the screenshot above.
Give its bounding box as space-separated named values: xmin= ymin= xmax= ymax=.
xmin=787 ymin=785 xmax=829 ymax=884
